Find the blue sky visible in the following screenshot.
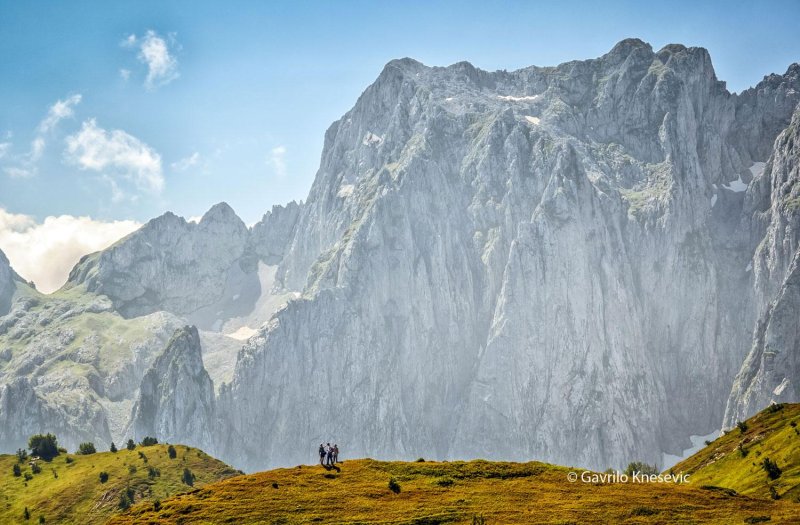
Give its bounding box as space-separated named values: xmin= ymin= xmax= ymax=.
xmin=0 ymin=0 xmax=799 ymax=226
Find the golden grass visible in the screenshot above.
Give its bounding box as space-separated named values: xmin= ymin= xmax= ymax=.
xmin=0 ymin=444 xmax=239 ymax=524
xmin=109 ymin=458 xmax=799 ymax=524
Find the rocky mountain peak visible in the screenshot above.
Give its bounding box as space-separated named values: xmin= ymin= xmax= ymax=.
xmin=200 ymin=202 xmax=246 ymax=230
xmin=604 ymin=37 xmax=654 ymax=62
xmin=129 ymin=325 xmax=216 ymax=450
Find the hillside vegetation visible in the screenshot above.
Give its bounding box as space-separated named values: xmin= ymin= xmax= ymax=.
xmin=3 ymin=404 xmax=799 ymax=524
xmin=109 ymin=457 xmax=799 ymax=524
xmin=677 ymin=402 xmax=800 ymax=500
xmin=0 ymin=443 xmax=239 ymax=524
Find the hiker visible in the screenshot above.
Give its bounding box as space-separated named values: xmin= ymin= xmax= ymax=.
xmin=318 ymin=444 xmax=325 ymax=465
xmin=333 ymin=444 xmax=339 ymax=463
xmin=326 ymin=443 xmax=333 ymax=466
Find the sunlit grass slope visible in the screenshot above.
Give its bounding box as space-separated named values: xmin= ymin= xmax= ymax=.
xmin=676 ymin=402 xmax=800 ymax=501
xmin=110 ymin=457 xmax=799 ymax=524
xmin=0 ymin=444 xmax=239 ymax=524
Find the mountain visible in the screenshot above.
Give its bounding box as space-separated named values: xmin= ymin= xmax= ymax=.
xmin=1 ymin=39 xmax=800 ymax=474
xmin=215 ymin=40 xmax=800 ymax=471
xmin=0 ymin=279 xmax=185 ymax=453
xmin=725 ymin=108 xmax=800 ymax=426
xmin=0 ymin=444 xmax=239 ymax=525
xmin=128 ymin=326 xmax=216 ymax=451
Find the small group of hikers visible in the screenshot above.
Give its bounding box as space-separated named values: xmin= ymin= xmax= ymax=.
xmin=318 ymin=443 xmax=339 ymax=466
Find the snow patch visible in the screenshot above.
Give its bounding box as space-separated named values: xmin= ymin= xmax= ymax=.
xmin=773 ymin=377 xmax=790 ymax=396
xmin=227 ymin=326 xmax=258 ymax=341
xmin=498 ymin=95 xmax=539 ymax=102
xmin=661 ymin=430 xmax=720 ymax=469
xmin=749 ymin=161 xmax=766 ymax=178
xmin=337 ymin=184 xmax=355 ymax=198
xmin=362 ymin=132 xmax=383 ymax=146
xmin=232 ymin=294 xmax=240 ymax=301
xmin=746 ymin=261 xmax=753 ymax=272
xmin=524 ymin=116 xmax=541 ymax=125
xmin=710 ymin=194 xmax=717 ymax=207
xmin=723 ymin=175 xmax=748 ymax=193
xmin=445 ymin=97 xmax=456 ymax=102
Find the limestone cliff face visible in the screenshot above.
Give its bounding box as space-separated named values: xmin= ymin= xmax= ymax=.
xmin=725 ymin=107 xmax=800 ymax=426
xmin=216 ymin=41 xmax=800 ymax=471
xmin=129 ymin=326 xmax=216 ymax=450
xmin=66 ymin=203 xmax=257 ymax=326
xmin=0 ymin=249 xmax=19 ymax=317
xmin=250 ymin=202 xmax=303 ymax=266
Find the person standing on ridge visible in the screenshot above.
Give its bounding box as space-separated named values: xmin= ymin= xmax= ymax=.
xmin=333 ymin=444 xmax=339 ymax=463
xmin=318 ymin=444 xmax=325 ymax=465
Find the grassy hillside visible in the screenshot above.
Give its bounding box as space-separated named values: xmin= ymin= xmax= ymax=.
xmin=676 ymin=403 xmax=800 ymax=501
xmin=109 ymin=458 xmax=799 ymax=524
xmin=0 ymin=444 xmax=239 ymax=524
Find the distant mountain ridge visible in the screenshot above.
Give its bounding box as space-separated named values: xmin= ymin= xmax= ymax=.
xmin=1 ymin=39 xmax=799 ymax=473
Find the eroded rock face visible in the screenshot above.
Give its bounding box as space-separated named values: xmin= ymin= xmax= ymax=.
xmin=0 ymin=249 xmax=19 ymax=317
xmin=0 ymin=282 xmax=184 ymax=452
xmin=725 ymin=107 xmax=800 ymax=426
xmin=217 ymin=40 xmax=800 ymax=471
xmin=66 ymin=204 xmax=258 ymax=326
xmin=129 ymin=326 xmax=216 ymax=451
xmin=250 ymin=202 xmax=303 ymax=266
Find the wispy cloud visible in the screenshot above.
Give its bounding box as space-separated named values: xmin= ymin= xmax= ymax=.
xmin=1 ymin=95 xmax=82 ymax=177
xmin=119 ymin=68 xmax=131 ymax=81
xmin=65 ymin=119 xmax=165 ymax=194
xmin=267 ymin=145 xmax=287 ymax=178
xmin=38 ymin=94 xmax=82 ymax=134
xmin=171 ymin=151 xmax=200 ymax=171
xmin=0 ymin=207 xmax=140 ymax=293
xmin=122 ymin=30 xmax=180 ymax=90
xmin=4 ymin=167 xmax=34 ymax=179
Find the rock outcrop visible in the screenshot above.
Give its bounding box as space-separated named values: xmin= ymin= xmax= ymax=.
xmin=129 ymin=326 xmax=216 ymax=450
xmin=66 ymin=203 xmax=257 ymax=326
xmin=725 ymin=106 xmax=800 ymax=425
xmin=250 ymin=202 xmax=303 ymax=266
xmin=0 ymin=249 xmax=19 ymax=317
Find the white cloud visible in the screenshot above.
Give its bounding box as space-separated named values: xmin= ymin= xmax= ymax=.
xmin=5 ymin=167 xmax=34 ymax=179
xmin=171 ymin=151 xmax=200 ymax=171
xmin=119 ymin=68 xmax=131 ymax=81
xmin=65 ymin=119 xmax=165 ymax=194
xmin=122 ymin=30 xmax=179 ymax=90
xmin=0 ymin=208 xmax=140 ymax=293
xmin=267 ymin=145 xmax=287 ymax=178
xmin=1 ymin=95 xmax=82 ymax=177
xmin=30 ymin=136 xmax=45 ymax=162
xmin=122 ymin=34 xmax=137 ymax=48
xmin=38 ymin=94 xmax=82 ymax=134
